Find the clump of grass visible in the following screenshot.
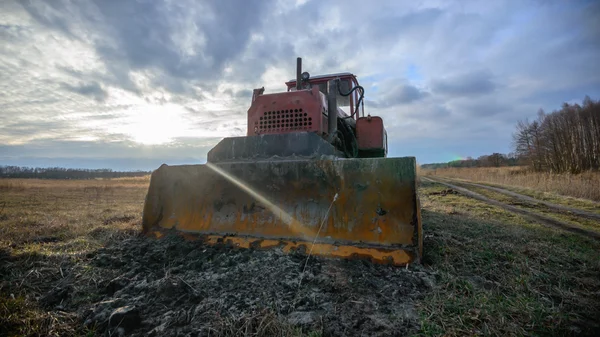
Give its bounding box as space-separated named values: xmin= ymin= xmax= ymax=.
xmin=0 ymin=295 xmax=82 ymax=337
xmin=424 ymin=167 xmax=600 ymax=201
xmin=207 ymin=309 xmax=316 ymax=337
xmin=0 ymin=180 xmax=26 ymax=191
xmin=0 ymin=201 xmax=7 ymax=221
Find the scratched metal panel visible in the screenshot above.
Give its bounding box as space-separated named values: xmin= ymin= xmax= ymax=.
xmin=143 ymin=157 xmax=419 ymax=249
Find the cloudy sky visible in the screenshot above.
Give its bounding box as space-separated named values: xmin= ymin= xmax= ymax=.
xmin=1 ymin=0 xmax=599 ymax=170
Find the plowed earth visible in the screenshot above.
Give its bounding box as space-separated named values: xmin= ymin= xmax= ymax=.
xmin=78 ymin=235 xmax=431 ymax=336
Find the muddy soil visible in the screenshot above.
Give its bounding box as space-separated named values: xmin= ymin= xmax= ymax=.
xmin=66 ymin=235 xmax=433 ymax=336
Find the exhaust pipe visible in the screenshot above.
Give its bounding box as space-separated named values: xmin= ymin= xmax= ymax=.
xmin=295 ymin=57 xmax=337 ymax=140
xmin=327 ymin=79 xmax=338 ymax=141
xmin=296 ymin=57 xmax=302 ymax=90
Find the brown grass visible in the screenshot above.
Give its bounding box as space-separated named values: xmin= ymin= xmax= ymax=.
xmin=0 ymin=177 xmax=148 ymax=336
xmin=209 ymin=309 xmax=309 ymax=337
xmin=0 ymin=180 xmax=26 ymax=191
xmin=418 ymin=180 xmax=600 ymax=336
xmin=422 ymin=166 xmax=600 ymax=201
xmin=0 ymin=176 xmax=150 ymax=189
xmin=0 ymin=177 xmax=149 ymax=246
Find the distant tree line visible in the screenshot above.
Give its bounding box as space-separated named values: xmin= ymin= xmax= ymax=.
xmin=422 ymin=96 xmax=599 ymax=172
xmin=421 ymin=153 xmax=521 ymax=170
xmin=0 ymin=166 xmax=150 ymax=179
xmin=512 ymin=96 xmax=600 ymax=174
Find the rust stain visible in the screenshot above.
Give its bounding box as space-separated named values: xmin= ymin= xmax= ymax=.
xmin=141 ymin=157 xmax=422 ymax=264
xmin=177 ymin=234 xmax=414 ymax=265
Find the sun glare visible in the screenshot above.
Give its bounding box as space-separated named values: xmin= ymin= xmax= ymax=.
xmin=110 ymin=102 xmax=239 ymax=145
xmin=115 ymin=103 xmax=192 ymax=145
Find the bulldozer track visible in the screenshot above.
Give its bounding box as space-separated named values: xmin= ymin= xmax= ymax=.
xmin=422 ymin=177 xmax=600 ymax=240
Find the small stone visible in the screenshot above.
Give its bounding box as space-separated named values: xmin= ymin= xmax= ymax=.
xmin=106 ymin=277 xmax=129 ymax=295
xmin=420 ymin=276 xmax=435 ymax=290
xmin=109 ymin=306 xmax=141 ymax=331
xmin=287 ymin=311 xmax=317 ymax=325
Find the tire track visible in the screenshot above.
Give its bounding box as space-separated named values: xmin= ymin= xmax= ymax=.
xmin=422 ymin=177 xmax=600 ymax=240
xmin=435 ymin=177 xmax=600 ymax=221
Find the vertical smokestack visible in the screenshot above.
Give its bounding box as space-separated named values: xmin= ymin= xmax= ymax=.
xmin=296 ymin=57 xmax=302 ymax=90
xmin=327 ymin=79 xmax=338 ymax=142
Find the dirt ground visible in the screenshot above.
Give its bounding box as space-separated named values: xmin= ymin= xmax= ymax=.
xmin=80 ymin=235 xmax=431 ymax=336
xmin=1 ymin=234 xmax=432 ymax=337
xmin=1 ymin=177 xmax=599 ymax=336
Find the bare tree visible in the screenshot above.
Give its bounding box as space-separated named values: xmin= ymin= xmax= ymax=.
xmin=513 ymin=97 xmax=600 ymax=173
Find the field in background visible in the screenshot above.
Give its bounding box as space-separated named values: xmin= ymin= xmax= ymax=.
xmin=1 ymin=176 xmax=599 ymax=336
xmin=422 ymin=166 xmax=600 ymax=201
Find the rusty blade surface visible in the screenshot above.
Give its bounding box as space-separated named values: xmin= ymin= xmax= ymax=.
xmin=142 ymin=157 xmax=422 ymax=264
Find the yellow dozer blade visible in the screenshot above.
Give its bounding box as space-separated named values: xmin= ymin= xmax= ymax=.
xmin=142 ymin=157 xmax=422 ymax=266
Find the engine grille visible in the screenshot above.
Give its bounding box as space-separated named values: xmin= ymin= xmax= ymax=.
xmin=257 ymin=108 xmax=313 ymax=132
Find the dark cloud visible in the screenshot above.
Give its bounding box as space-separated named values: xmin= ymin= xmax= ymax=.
xmin=60 ymin=81 xmax=108 ymax=102
xmin=56 ymin=64 xmax=142 ymax=97
xmin=91 ymin=0 xmax=274 ymax=82
xmin=234 ymin=89 xmax=252 ymax=98
xmin=390 ymin=84 xmax=428 ymax=104
xmin=370 ymin=84 xmax=429 ymax=108
xmin=17 ymin=0 xmax=275 ymax=95
xmin=223 ymin=89 xmax=253 ymax=99
xmin=0 ymin=23 xmax=29 ymax=41
xmin=451 ymin=98 xmax=511 ymax=118
xmin=18 ymin=1 xmax=76 ymax=39
xmin=231 ymin=39 xmax=297 ymax=82
xmin=87 ymin=112 xmax=125 ymax=121
xmin=367 ymin=8 xmax=444 ymax=44
xmin=1 ymin=119 xmax=75 ymax=138
xmin=184 ymin=106 xmax=200 ymax=114
xmin=406 ymin=104 xmax=451 ymax=119
xmin=431 ymin=69 xmax=496 ymax=96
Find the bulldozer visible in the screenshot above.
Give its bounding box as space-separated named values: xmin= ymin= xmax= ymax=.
xmin=142 ymin=58 xmax=422 ymax=266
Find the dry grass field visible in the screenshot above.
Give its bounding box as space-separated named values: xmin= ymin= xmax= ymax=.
xmin=423 ymin=166 xmax=600 ymax=202
xmin=0 ymin=177 xmax=148 ymax=336
xmin=1 ymin=176 xmax=599 ymax=336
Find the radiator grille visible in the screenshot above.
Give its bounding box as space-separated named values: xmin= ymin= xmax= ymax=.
xmin=257 ymin=108 xmax=313 ymax=132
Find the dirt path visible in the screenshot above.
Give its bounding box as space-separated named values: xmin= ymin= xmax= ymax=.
xmin=422 ymin=177 xmax=600 ymax=240
xmin=435 ymin=177 xmax=600 ymax=221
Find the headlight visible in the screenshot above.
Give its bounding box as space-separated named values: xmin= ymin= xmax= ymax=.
xmin=301 ymin=72 xmax=310 ymax=81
